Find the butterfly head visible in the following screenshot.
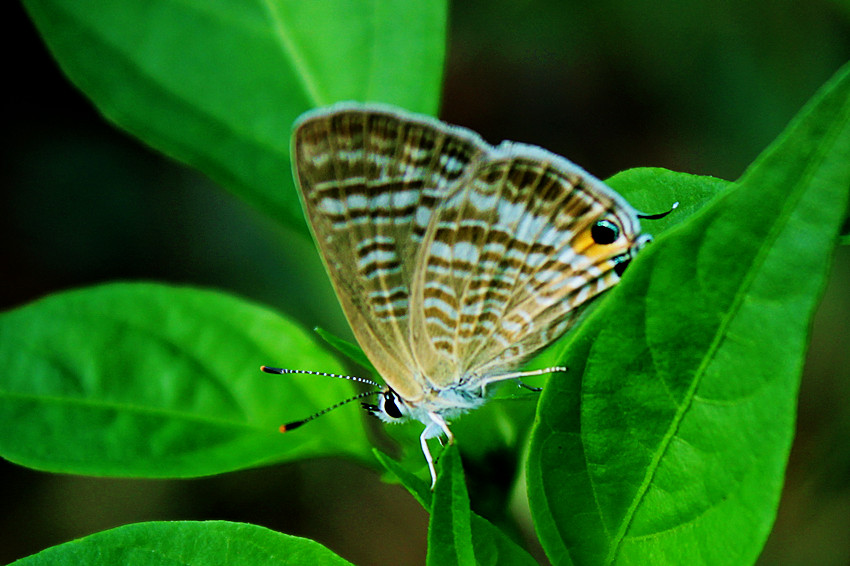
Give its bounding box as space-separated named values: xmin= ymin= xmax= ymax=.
xmin=362 ymin=382 xmax=489 ymax=428
xmin=362 ymin=388 xmax=410 ymax=423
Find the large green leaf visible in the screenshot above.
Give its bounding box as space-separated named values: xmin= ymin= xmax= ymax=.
xmin=0 ymin=282 xmax=373 ymax=477
xmin=528 ymin=62 xmax=850 ymax=566
xmin=11 ymin=521 xmax=351 ymax=565
xmin=22 ymin=0 xmax=448 ymax=234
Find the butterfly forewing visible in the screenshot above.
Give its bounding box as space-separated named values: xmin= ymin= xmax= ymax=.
xmin=409 ymin=145 xmax=644 ymax=386
xmin=292 ymin=106 xmax=488 ymax=399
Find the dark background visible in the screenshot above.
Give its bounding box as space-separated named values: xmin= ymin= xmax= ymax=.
xmin=4 ymin=1 xmax=850 ymax=564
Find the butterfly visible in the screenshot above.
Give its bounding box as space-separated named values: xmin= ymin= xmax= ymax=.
xmin=264 ymin=102 xmax=672 ymax=486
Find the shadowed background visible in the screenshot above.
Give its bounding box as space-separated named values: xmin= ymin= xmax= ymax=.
xmin=3 ymin=1 xmax=849 ymax=564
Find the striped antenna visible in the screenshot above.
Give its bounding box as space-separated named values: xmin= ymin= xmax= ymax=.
xmin=260 ymin=366 xmax=383 ymax=432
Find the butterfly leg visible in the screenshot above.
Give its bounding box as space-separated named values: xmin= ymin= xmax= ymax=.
xmin=423 ymin=412 xmax=454 ymax=489
xmin=421 ymin=430 xmax=438 ymax=489
xmin=479 ymin=366 xmax=568 ymax=393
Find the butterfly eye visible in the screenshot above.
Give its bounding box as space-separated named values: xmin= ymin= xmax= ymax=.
xmin=382 ymin=390 xmax=404 ymax=419
xmin=591 ymin=219 xmax=620 ymax=245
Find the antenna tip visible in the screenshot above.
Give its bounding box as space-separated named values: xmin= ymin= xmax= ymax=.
xmin=261 ymin=366 xmax=284 ymax=374
xmin=637 ymin=201 xmax=679 ymax=220
xmin=280 ymin=421 xmax=304 ymax=433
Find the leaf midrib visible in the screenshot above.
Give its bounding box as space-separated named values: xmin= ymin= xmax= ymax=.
xmin=262 ymin=0 xmax=326 ymax=106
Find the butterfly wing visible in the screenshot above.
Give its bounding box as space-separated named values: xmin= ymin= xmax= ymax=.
xmin=292 ymin=104 xmax=488 ymax=400
xmin=409 ymin=142 xmax=647 ymax=387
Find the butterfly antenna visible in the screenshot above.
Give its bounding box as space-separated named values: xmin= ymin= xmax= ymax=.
xmin=277 ymin=389 xmax=383 ymax=432
xmin=260 ymin=366 xmax=382 ymax=388
xmin=260 ymin=366 xmax=384 ymax=432
xmin=637 ymin=201 xmax=679 ymax=220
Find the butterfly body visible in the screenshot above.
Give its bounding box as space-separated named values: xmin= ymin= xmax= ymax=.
xmin=290 ymin=102 xmax=651 ymax=484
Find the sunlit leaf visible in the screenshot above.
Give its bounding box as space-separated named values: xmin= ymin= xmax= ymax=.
xmin=0 ymin=283 xmax=373 ymax=477
xmin=11 ymin=521 xmax=351 ymax=565
xmin=528 ymin=63 xmax=850 ymax=565
xmin=23 ymin=0 xmax=447 ymax=234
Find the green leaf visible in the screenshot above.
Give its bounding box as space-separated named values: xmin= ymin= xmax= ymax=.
xmin=0 ymin=282 xmax=373 ymax=477
xmin=374 ymin=449 xmax=432 ymax=507
xmin=22 ymin=0 xmax=448 ymax=234
xmin=11 ymin=520 xmax=352 ymax=565
xmin=451 ymin=394 xmax=539 ymax=528
xmin=528 ymin=62 xmax=850 ymax=566
xmin=428 ymin=444 xmax=476 ymax=566
xmin=375 ymin=449 xmax=537 ymax=566
xmin=314 ymin=327 xmax=378 ymax=375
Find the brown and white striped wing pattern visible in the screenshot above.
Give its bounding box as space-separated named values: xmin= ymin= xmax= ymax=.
xmin=292 ymin=103 xmax=647 ymax=400
xmin=409 ymin=146 xmax=645 ymax=388
xmin=292 ymin=105 xmax=488 ymax=401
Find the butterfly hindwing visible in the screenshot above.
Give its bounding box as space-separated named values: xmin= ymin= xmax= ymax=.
xmin=410 ymin=143 xmax=645 ymax=387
